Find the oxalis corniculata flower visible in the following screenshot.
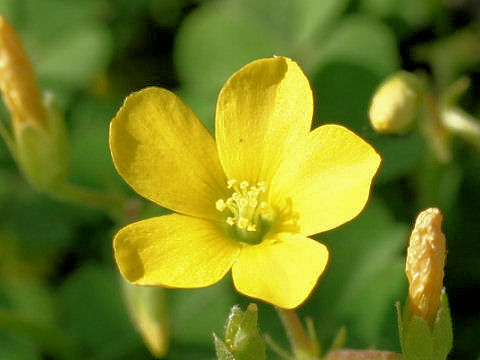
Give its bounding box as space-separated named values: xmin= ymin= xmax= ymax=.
xmin=110 ymin=57 xmax=381 ymax=309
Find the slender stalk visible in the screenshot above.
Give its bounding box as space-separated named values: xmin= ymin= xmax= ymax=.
xmin=264 ymin=334 xmax=295 ymax=360
xmin=51 ymin=182 xmax=126 ymax=218
xmin=276 ymin=307 xmax=320 ymax=360
xmin=421 ymin=93 xmax=451 ymax=163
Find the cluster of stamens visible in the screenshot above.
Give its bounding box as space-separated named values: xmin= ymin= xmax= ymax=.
xmin=216 ymin=180 xmax=272 ymax=232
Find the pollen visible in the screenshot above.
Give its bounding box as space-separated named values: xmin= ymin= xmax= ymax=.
xmin=216 ymin=180 xmax=273 ymax=233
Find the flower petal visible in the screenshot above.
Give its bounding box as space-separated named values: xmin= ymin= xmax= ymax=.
xmin=271 ymin=124 xmax=381 ymax=236
xmin=232 ymin=233 xmax=329 ymax=309
xmin=215 ymin=57 xmax=313 ymax=185
xmin=114 ymin=214 xmax=241 ymax=288
xmin=110 ymin=87 xmax=227 ymax=220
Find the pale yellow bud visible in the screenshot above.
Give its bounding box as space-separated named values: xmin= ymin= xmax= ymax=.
xmin=369 ymin=72 xmax=420 ymax=134
xmin=406 ymin=208 xmax=446 ymax=323
xmin=122 ymin=281 xmax=170 ymax=358
xmin=0 ymin=16 xmax=47 ymax=134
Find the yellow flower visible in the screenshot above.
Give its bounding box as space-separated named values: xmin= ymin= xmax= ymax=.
xmin=110 ymin=57 xmax=381 ymax=309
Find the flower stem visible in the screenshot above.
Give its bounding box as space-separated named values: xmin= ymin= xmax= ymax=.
xmin=276 ymin=307 xmax=320 ymax=360
xmin=51 ymin=182 xmax=126 ymax=218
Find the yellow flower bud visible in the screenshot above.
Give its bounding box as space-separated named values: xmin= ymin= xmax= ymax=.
xmin=369 ymin=72 xmax=421 ymax=134
xmin=122 ymin=281 xmax=170 ymax=358
xmin=405 ymin=208 xmax=446 ymax=323
xmin=0 ymin=16 xmax=47 ymax=134
xmin=0 ymin=16 xmax=68 ymax=191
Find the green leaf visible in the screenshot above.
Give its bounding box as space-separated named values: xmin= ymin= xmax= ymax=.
xmin=174 ymin=1 xmax=284 ymax=100
xmin=359 ymin=0 xmax=441 ymax=30
xmin=60 ymin=263 xmax=141 ymax=357
xmin=35 ymin=25 xmax=112 ymax=90
xmin=312 ymin=14 xmax=400 ymax=78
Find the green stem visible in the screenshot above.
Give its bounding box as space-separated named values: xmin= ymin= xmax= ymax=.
xmin=324 ymin=350 xmax=402 ymax=359
xmin=264 ymin=334 xmax=295 ymax=360
xmin=276 ymin=307 xmax=319 ymax=360
xmin=421 ymin=93 xmax=452 ymax=164
xmin=51 ymin=182 xmax=126 ymax=218
xmin=0 ymin=309 xmax=79 ymax=360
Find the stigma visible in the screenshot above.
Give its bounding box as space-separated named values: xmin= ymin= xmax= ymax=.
xmin=216 ymin=179 xmax=273 ymax=232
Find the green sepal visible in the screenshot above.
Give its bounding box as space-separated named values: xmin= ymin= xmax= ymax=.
xmin=397 ymin=289 xmax=453 ymax=360
xmin=403 ymin=315 xmax=434 ymax=360
xmin=395 ymin=301 xmax=404 ymax=353
xmin=432 ymin=290 xmax=453 ymax=360
xmin=15 ymin=92 xmax=69 ymax=191
xmin=224 ymin=305 xmax=243 ymax=342
xmin=213 ymin=333 xmax=236 ymax=360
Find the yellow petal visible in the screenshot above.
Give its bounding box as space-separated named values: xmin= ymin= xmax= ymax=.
xmin=271 ymin=124 xmax=381 ymax=236
xmin=232 ymin=233 xmax=329 ymax=309
xmin=215 ymin=57 xmax=313 ymax=185
xmin=114 ymin=214 xmax=241 ymax=288
xmin=110 ymin=87 xmax=227 ymax=220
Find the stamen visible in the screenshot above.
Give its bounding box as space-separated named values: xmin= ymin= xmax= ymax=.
xmin=216 ymin=199 xmax=226 ymax=211
xmin=216 ymin=179 xmax=273 ymax=234
xmin=227 ymin=179 xmax=237 ymax=189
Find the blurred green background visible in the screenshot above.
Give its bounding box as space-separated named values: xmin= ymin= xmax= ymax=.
xmin=0 ymin=0 xmax=479 ymax=359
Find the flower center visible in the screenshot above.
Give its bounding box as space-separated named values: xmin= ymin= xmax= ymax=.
xmin=216 ymin=179 xmax=274 ymax=244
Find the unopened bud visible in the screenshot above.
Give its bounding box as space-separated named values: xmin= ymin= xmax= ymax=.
xmin=397 ymin=208 xmax=452 ymax=360
xmin=369 ymin=71 xmax=421 ymax=134
xmin=0 ymin=16 xmax=68 ymax=191
xmin=122 ymin=280 xmax=169 ymax=358
xmin=0 ymin=16 xmax=46 ymax=133
xmin=214 ymin=304 xmax=265 ymax=360
xmin=406 ymin=207 xmax=446 ymax=323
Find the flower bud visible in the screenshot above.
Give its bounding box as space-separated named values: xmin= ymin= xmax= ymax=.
xmin=397 ymin=208 xmax=452 ymax=360
xmin=214 ymin=304 xmax=265 ymax=360
xmin=369 ymin=71 xmax=421 ymax=134
xmin=406 ymin=207 xmax=445 ymax=323
xmin=0 ymin=16 xmax=46 ymax=133
xmin=122 ymin=280 xmax=169 ymax=358
xmin=0 ymin=16 xmax=68 ymax=191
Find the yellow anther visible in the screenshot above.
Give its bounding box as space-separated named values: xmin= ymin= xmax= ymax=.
xmin=216 ymin=199 xmax=226 ymax=211
xmin=237 ymin=217 xmax=247 ymax=228
xmin=240 ymin=180 xmax=249 ymax=190
xmin=216 ymin=179 xmax=274 ymax=234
